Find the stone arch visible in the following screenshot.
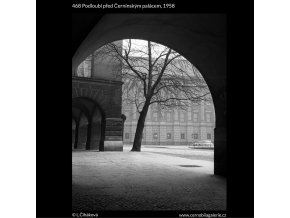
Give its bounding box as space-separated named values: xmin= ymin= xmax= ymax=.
xmin=72 ymin=78 xmax=122 ymax=118
xmin=72 ymin=14 xmax=227 ymax=175
xmin=72 ymin=82 xmax=106 ymax=108
xmin=72 ymin=14 xmax=226 ymax=93
xmin=72 ymin=104 xmax=89 ymax=150
xmin=72 ymin=97 xmax=106 ymax=151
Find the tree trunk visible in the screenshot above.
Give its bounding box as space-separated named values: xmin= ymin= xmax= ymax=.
xmin=131 ymin=103 xmax=150 ymax=152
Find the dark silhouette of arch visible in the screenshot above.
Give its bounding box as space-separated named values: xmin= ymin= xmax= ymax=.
xmin=72 ymin=97 xmax=106 ymax=151
xmin=72 ymin=15 xmax=227 ymax=175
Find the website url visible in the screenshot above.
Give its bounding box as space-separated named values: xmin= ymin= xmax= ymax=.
xmin=179 ymin=213 xmax=226 ymax=218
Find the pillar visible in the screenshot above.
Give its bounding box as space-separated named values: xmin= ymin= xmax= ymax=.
xmin=74 ymin=122 xmax=79 ymax=149
xmin=104 ymin=118 xmax=123 ymax=151
xmin=85 ymin=119 xmax=92 ymax=150
xmin=214 ymin=127 xmax=227 ymax=176
xmin=213 ymin=88 xmax=227 ymax=176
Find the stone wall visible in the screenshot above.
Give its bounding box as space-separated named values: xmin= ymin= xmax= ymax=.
xmin=72 ymin=77 xmax=122 ymax=118
xmin=72 ymin=77 xmax=123 ymax=151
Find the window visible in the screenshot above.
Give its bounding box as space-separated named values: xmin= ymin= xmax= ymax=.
xmin=180 ymin=112 xmax=185 ymax=122
xmin=153 ymin=112 xmax=158 ymax=121
xmin=192 ymin=133 xmax=198 ymax=139
xmin=206 ymin=113 xmax=211 ymax=122
xmin=76 ymin=56 xmax=92 ymax=78
xmin=83 ymin=59 xmax=91 ymax=77
xmin=76 ymin=62 xmax=84 ymax=77
xmin=153 ymin=133 xmax=158 ymax=139
xmin=167 ymin=133 xmax=172 ymax=139
xmin=207 ymin=133 xmax=211 ymax=140
xmin=181 ymin=133 xmax=185 ymax=140
xmin=193 ymin=113 xmax=198 ymax=122
xmin=166 ymin=112 xmax=172 ymax=122
xmin=160 ymin=111 xmax=165 ymax=121
xmin=125 ymin=133 xmax=129 ymax=139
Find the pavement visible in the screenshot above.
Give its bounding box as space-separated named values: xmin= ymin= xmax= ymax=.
xmin=72 ymin=145 xmax=226 ymax=211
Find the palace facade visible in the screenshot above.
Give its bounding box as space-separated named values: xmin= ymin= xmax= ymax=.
xmin=122 ymin=101 xmax=215 ymax=146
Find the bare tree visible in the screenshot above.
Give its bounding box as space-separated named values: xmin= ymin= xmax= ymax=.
xmin=95 ymin=39 xmax=211 ymax=151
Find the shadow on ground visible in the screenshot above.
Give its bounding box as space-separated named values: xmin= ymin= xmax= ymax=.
xmin=72 ymin=149 xmax=226 ymax=211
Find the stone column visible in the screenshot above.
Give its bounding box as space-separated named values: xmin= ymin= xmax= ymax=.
xmin=213 ymin=88 xmax=227 ymax=177
xmin=74 ymin=122 xmax=79 ymax=149
xmin=85 ymin=119 xmax=92 ymax=150
xmin=104 ymin=118 xmax=123 ymax=151
xmin=121 ymin=114 xmax=127 ymax=140
xmin=214 ymin=127 xmax=227 ymax=176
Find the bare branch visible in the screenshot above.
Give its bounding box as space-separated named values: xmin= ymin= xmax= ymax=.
xmin=78 ymin=39 xmax=213 ymax=113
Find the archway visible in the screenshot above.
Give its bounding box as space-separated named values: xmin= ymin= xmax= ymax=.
xmin=78 ymin=114 xmax=88 ymax=149
xmin=72 ymin=14 xmax=227 ymax=212
xmin=72 ymin=97 xmax=106 ymax=151
xmin=72 ymin=14 xmax=226 ymax=176
xmin=74 ymin=37 xmax=218 ymax=168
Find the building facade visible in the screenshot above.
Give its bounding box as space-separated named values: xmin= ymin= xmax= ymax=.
xmin=122 ymin=101 xmax=215 ymax=146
